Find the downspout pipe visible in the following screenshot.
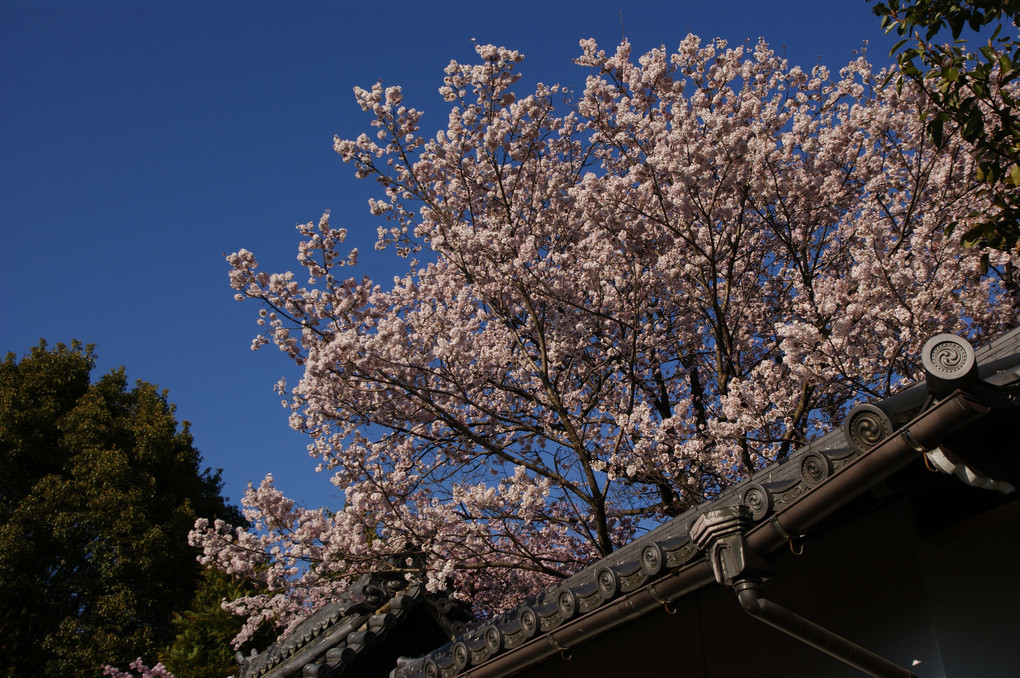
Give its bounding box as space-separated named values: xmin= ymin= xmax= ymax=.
xmin=462 ymin=392 xmax=989 ymax=678
xmin=692 ymin=508 xmax=920 ymax=678
xmin=691 ymin=390 xmax=990 ymax=678
xmin=732 ymin=579 xmax=916 ymax=678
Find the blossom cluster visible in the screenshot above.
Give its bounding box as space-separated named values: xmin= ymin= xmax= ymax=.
xmin=103 ymin=659 xmax=175 ymax=678
xmin=208 ymin=37 xmax=1019 ymax=643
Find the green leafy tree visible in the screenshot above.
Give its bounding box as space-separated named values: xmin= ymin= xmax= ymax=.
xmin=0 ymin=341 xmax=242 ymax=678
xmin=872 ymin=0 xmax=1020 ymax=252
xmin=158 ymin=569 xmax=273 ymax=678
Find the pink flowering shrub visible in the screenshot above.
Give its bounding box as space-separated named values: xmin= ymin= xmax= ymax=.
xmin=197 ymin=36 xmax=1019 ymax=644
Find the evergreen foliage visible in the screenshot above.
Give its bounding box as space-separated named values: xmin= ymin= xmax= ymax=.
xmin=158 ymin=569 xmax=272 ymax=678
xmin=0 ymin=341 xmax=242 ymax=678
xmin=873 ymin=0 xmax=1020 ymax=252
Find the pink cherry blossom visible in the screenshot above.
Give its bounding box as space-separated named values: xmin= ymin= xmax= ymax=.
xmin=203 ymin=37 xmax=1019 ymax=644
xmin=103 ymin=659 xmax=176 ymax=678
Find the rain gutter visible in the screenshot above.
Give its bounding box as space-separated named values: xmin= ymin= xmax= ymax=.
xmin=461 ymin=560 xmax=717 ymax=677
xmin=745 ymin=390 xmax=989 ymax=554
xmin=461 ymin=390 xmax=989 ymax=678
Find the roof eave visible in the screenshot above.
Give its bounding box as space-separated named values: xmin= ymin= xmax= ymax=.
xmin=456 ymin=390 xmax=991 ymax=678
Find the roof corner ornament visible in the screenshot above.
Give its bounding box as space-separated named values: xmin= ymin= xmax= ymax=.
xmin=922 ymin=333 xmax=979 ymax=397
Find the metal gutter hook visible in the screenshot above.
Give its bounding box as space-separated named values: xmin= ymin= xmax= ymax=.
xmin=646 ymin=584 xmax=677 ymax=614
xmin=768 ymin=513 xmax=805 ymax=555
xmin=546 ymin=634 xmax=572 ymax=661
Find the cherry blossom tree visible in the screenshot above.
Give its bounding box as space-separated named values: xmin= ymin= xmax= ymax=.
xmin=193 ymin=35 xmax=1018 ymax=644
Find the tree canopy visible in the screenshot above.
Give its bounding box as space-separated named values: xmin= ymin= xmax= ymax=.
xmin=0 ymin=341 xmax=242 ymax=678
xmin=194 ymin=34 xmax=1019 ymax=645
xmin=871 ymin=0 xmax=1020 ymax=252
xmin=157 ymin=569 xmax=273 ymax=678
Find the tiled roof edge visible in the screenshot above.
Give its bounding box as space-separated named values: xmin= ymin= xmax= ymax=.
xmin=392 ymin=328 xmax=1020 ymax=678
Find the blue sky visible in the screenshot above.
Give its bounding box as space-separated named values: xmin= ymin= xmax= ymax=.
xmin=1 ymin=0 xmax=893 ymax=512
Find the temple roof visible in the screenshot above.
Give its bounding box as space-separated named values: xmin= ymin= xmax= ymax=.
xmin=235 ymin=566 xmax=473 ymax=678
xmin=235 ymin=328 xmax=1020 ymax=678
xmin=392 ymin=328 xmax=1020 ymax=678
